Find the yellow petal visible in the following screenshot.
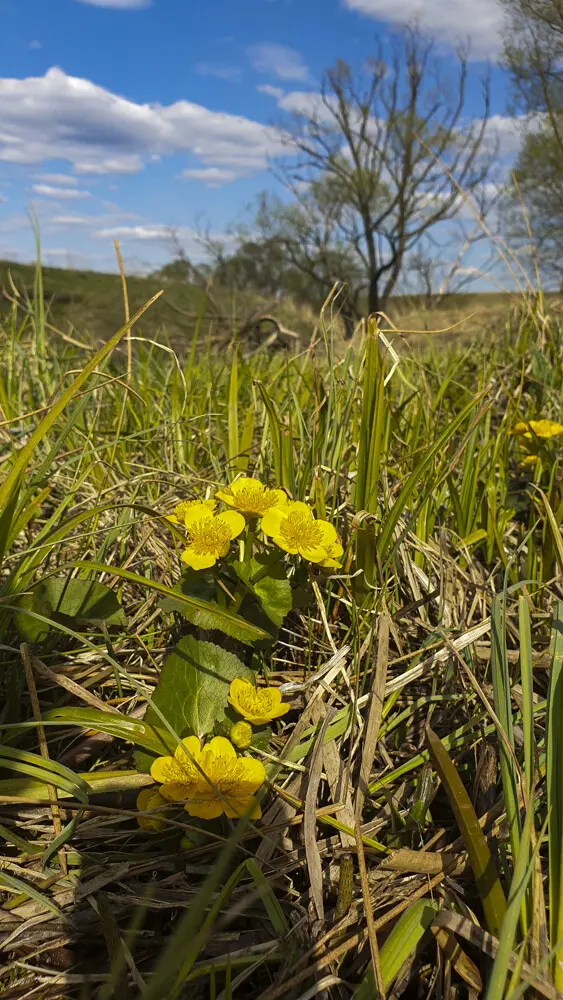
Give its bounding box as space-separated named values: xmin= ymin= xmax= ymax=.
xmin=236 ymin=756 xmax=267 ymax=789
xmin=230 ymin=477 xmax=261 ymax=495
xmin=185 ymin=797 xmax=225 ymax=820
xmin=175 ymin=736 xmax=201 ymax=762
xmin=166 ymin=514 xmax=180 ymax=524
xmin=268 ymin=489 xmax=289 ymax=507
xmin=290 ymin=501 xmax=314 ymax=516
xmin=205 ymin=736 xmax=238 ymax=759
xmin=298 ymin=543 xmax=330 ymax=562
xmin=136 ymin=788 xmax=159 ymax=812
xmin=272 ymin=534 xmax=299 ymax=555
xmin=315 ymin=520 xmax=338 ymax=546
xmin=261 ymin=508 xmax=288 ymax=537
xmin=182 ymin=503 xmax=216 ymax=529
xmin=215 ymin=510 xmax=246 ymax=539
xmin=215 ymin=488 xmax=234 ymax=506
xmin=181 ymin=548 xmax=217 ymax=570
xmin=224 ymin=796 xmax=262 ymax=820
xmin=150 ymin=755 xmax=177 ymax=784
xmin=159 ymin=782 xmax=192 ymax=802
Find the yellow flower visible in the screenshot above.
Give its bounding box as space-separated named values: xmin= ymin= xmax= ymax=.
xmin=151 ymin=735 xmax=265 ymax=820
xmin=180 ymin=505 xmax=245 ymax=570
xmin=150 ymin=736 xmax=201 ymax=801
xmin=136 ymin=787 xmax=168 ymax=831
xmin=229 ymin=677 xmax=290 ymax=725
xmin=316 ymin=540 xmax=344 ymax=568
xmin=215 ymin=477 xmax=288 ymax=518
xmin=167 ymin=498 xmax=217 ymax=525
xmin=230 ymin=720 xmax=253 ymax=749
xmin=261 ymin=500 xmax=339 ymax=563
xmin=510 ymin=419 xmax=563 ymax=440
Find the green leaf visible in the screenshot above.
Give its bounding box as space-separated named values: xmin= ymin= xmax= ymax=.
xmin=233 ymin=554 xmax=292 ymax=626
xmin=72 ymin=560 xmax=268 ymax=645
xmin=141 ymin=636 xmax=254 ymax=763
xmin=43 ymin=706 xmax=175 ymax=757
xmin=159 ymin=568 xmax=216 ymax=614
xmin=14 ymin=576 xmax=126 ymax=641
xmin=425 ymin=723 xmax=506 ymax=937
xmin=355 ymin=900 xmax=439 ymax=996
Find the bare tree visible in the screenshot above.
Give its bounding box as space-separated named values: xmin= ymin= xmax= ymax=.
xmin=259 ymin=27 xmax=494 ymax=321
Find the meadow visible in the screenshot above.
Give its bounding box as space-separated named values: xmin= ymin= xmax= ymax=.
xmin=1 ymin=255 xmax=563 ymax=1000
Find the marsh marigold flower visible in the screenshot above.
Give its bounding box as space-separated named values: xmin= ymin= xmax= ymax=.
xmin=215 ymin=477 xmax=288 ymax=518
xmin=150 ymin=735 xmax=265 ymax=820
xmin=510 ymin=419 xmax=563 ymax=440
xmin=180 ymin=505 xmax=245 ymax=570
xmin=136 ymin=787 xmax=168 ymax=831
xmin=261 ymin=500 xmax=341 ymax=564
xmin=229 ymin=676 xmax=290 ymax=725
xmin=167 ymin=498 xmax=217 ymax=525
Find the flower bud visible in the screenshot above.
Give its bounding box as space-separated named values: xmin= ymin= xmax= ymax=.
xmin=230 ymin=720 xmax=253 ymax=749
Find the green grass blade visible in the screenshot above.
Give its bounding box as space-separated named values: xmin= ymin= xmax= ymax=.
xmin=426 ymin=723 xmax=506 ymax=936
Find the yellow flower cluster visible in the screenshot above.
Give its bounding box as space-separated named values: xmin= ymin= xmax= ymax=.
xmin=149 ymin=735 xmax=266 ymax=820
xmin=511 ymin=419 xmax=563 ymax=440
xmin=168 ymin=477 xmax=343 ymax=568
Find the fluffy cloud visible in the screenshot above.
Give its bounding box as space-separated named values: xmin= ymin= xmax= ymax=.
xmin=343 ymin=0 xmax=506 ymax=58
xmin=248 ymin=44 xmax=311 ymax=82
xmin=257 ymin=84 xmax=285 ymax=100
xmin=0 ymin=67 xmax=286 ymax=179
xmin=32 ymin=184 xmax=92 ymax=199
xmin=95 ymin=224 xmax=170 ymax=240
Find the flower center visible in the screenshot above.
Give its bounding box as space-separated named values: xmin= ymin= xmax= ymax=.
xmin=187 ymin=517 xmax=232 ymax=555
xmin=239 ymin=687 xmax=275 ymax=714
xmin=232 ymin=485 xmax=281 ymax=514
xmin=280 ymin=511 xmax=323 ymax=549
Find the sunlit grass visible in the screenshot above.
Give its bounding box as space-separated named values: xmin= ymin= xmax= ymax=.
xmin=1 ymin=254 xmax=563 ymax=997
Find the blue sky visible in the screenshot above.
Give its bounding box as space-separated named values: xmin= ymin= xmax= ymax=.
xmin=0 ymin=0 xmax=517 ymax=276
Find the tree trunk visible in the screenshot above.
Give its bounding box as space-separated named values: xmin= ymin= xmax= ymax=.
xmin=368 ymin=275 xmax=380 ymax=316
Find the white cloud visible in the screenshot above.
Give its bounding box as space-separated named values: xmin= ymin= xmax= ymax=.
xmin=95 ymin=224 xmax=173 ymax=241
xmin=74 ymin=0 xmax=150 ymax=8
xmin=32 ymin=184 xmax=92 ymax=199
xmin=179 ymin=167 xmax=238 ymax=187
xmin=277 ymin=90 xmax=334 ymax=120
xmin=257 ymin=84 xmax=285 ymax=100
xmin=195 ymin=63 xmax=242 ymax=82
xmin=248 ymin=43 xmax=311 ymax=82
xmin=343 ymin=0 xmax=506 ymax=58
xmin=0 ymin=67 xmax=286 ymax=180
xmin=29 ymin=41 xmax=42 ymax=50
xmin=36 ymin=173 xmax=79 ymax=185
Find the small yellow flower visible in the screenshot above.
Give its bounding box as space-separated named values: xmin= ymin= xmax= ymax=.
xmin=229 ymin=677 xmax=290 ymax=725
xmin=150 ymin=736 xmax=201 ymax=800
xmin=167 ymin=498 xmax=217 ymax=525
xmin=215 ymin=477 xmax=288 ymax=518
xmin=180 ymin=505 xmax=245 ymax=570
xmin=230 ymin=720 xmax=253 ymax=749
xmin=317 ymin=540 xmax=344 ymax=568
xmin=151 ymin=735 xmax=266 ymax=820
xmin=136 ymin=787 xmax=168 ymax=831
xmin=261 ymin=500 xmax=339 ymax=563
xmin=510 ymin=419 xmax=563 ymax=440
xmin=520 ymin=454 xmax=539 ymax=468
